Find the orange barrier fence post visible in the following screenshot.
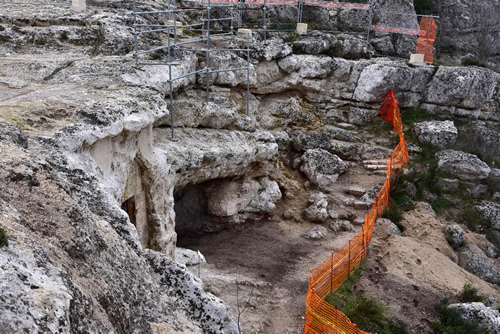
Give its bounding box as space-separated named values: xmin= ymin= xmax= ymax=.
xmin=303 ymin=89 xmax=407 ymax=334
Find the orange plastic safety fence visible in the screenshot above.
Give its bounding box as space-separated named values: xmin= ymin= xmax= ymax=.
xmin=416 ymin=17 xmax=437 ymax=63
xmin=303 ymin=90 xmax=408 ymax=334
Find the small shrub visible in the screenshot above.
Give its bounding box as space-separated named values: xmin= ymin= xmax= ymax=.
xmin=383 ymin=201 xmax=404 ymax=224
xmin=0 ymin=227 xmax=8 ymax=248
xmin=461 ymin=58 xmax=487 ymax=68
xmin=460 ymin=206 xmax=487 ymax=233
xmin=401 ymin=108 xmax=431 ymax=126
xmin=326 ymin=268 xmax=407 ymax=334
xmin=460 ymin=283 xmax=484 ymax=303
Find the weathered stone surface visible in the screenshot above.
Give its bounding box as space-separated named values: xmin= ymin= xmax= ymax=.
xmin=476 ymin=201 xmax=500 ymax=231
xmin=245 ymin=177 xmax=282 ymax=214
xmin=412 ymin=120 xmax=458 ymax=148
xmin=444 ymin=225 xmax=464 ymax=248
xmin=206 ymin=178 xmax=260 ymax=217
xmin=424 ymin=67 xmax=500 ymax=110
xmin=300 ymin=149 xmax=347 ymax=191
xmin=304 ymin=192 xmax=329 ymax=223
xmin=0 ymin=138 xmax=238 ymax=334
xmin=437 ymin=150 xmax=491 ymax=181
xmin=329 ymin=220 xmax=354 ymax=233
xmin=303 ymin=225 xmax=328 ymax=240
xmin=457 ymin=242 xmax=500 ymax=284
xmin=252 ymin=38 xmax=293 ymax=61
xmin=175 ymin=248 xmax=207 ymax=267
xmin=449 ymin=303 xmax=500 ymax=333
xmin=436 ymin=178 xmax=459 ymax=192
xmin=376 ymin=218 xmax=402 ymax=236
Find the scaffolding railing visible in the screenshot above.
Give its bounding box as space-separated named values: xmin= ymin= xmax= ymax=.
xmin=133 ymin=0 xmax=252 ymax=139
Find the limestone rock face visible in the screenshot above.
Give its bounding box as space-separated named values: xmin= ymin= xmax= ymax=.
xmin=434 ymin=0 xmax=500 ymax=68
xmin=457 ymin=242 xmax=500 ymax=284
xmin=437 ymin=150 xmax=491 ymax=181
xmin=300 ymin=149 xmax=348 ymax=191
xmin=0 ymin=137 xmax=238 ymax=334
xmin=449 ymin=303 xmax=500 ymax=333
xmin=412 ymin=120 xmax=458 ymax=148
xmin=252 ymin=38 xmax=293 ymax=61
xmin=424 ymin=67 xmax=500 ymax=110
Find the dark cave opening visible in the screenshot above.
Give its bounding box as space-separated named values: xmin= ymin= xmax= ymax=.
xmin=121 ymin=196 xmax=137 ymax=227
xmin=174 ymin=183 xmax=214 ymax=240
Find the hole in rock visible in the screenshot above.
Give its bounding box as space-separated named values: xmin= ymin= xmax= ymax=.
xmin=121 ymin=196 xmax=136 ymax=226
xmin=174 ymin=183 xmax=213 ymax=239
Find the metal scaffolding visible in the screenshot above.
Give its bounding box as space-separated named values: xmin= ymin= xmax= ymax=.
xmin=132 ymin=0 xmax=438 ymax=138
xmin=133 ymin=0 xmax=252 ymax=139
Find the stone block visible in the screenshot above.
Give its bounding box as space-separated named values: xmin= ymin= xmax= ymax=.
xmin=168 ymin=20 xmax=183 ymax=36
xmin=409 ymin=53 xmax=425 ymax=65
xmin=297 ymin=23 xmax=308 ymax=35
xmin=238 ymin=28 xmax=252 ymax=37
xmin=71 ymin=0 xmax=86 ymax=12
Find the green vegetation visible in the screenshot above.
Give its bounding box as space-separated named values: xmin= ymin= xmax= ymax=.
xmin=0 ymin=227 xmax=8 ymax=248
xmin=432 ymin=284 xmax=489 ymax=333
xmin=432 ymin=298 xmax=489 ymax=334
xmin=401 ymin=108 xmax=433 ymax=127
xmin=414 ymin=0 xmax=434 ymax=15
xmin=461 ymin=58 xmax=488 ymax=68
xmin=325 ymin=268 xmax=407 ymax=334
xmin=460 ymin=283 xmax=485 ymax=303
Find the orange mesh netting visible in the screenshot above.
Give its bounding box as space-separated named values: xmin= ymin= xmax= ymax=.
xmin=303 ymin=90 xmax=408 ymax=334
xmin=416 ymin=17 xmax=437 ymax=63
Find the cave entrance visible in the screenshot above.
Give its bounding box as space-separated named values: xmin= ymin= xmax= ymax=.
xmin=121 ymin=160 xmax=149 ymax=247
xmin=121 ymin=196 xmax=137 ymax=226
xmin=174 ymin=182 xmax=214 ymax=240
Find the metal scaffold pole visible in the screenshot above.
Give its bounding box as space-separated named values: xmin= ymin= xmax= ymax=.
xmin=206 ymin=0 xmax=211 ymax=102
xmin=246 ymin=32 xmax=250 ymax=117
xmin=366 ymin=0 xmax=374 ymax=43
xmin=133 ymin=0 xmax=138 ymax=65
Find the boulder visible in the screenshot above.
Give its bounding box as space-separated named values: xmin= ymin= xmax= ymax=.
xmin=300 ymin=149 xmax=348 ymax=191
xmin=476 ymin=201 xmax=500 ymax=231
xmin=304 ymin=192 xmax=329 ymax=223
xmin=360 ymin=185 xmax=382 ymax=203
xmin=252 ymin=38 xmax=292 ymax=61
xmin=412 ymin=120 xmax=458 ymax=148
xmin=448 ymin=303 xmax=500 ymax=333
xmin=245 ymin=178 xmax=282 ymax=214
xmin=437 ymin=150 xmax=491 ymax=181
xmin=444 ymin=225 xmax=464 ymax=248
xmin=376 ymin=218 xmax=402 ymax=236
xmin=303 ymin=226 xmax=328 ymax=240
xmin=329 ymin=220 xmax=355 ymax=233
xmin=457 ymin=242 xmax=500 ymax=284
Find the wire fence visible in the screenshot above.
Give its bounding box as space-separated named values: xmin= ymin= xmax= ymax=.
xmin=303 ymin=89 xmax=408 ymax=334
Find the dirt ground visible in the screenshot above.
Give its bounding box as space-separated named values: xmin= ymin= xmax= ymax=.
xmin=176 ymin=164 xmax=383 ymax=334
xmin=177 ymin=158 xmax=500 ymax=334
